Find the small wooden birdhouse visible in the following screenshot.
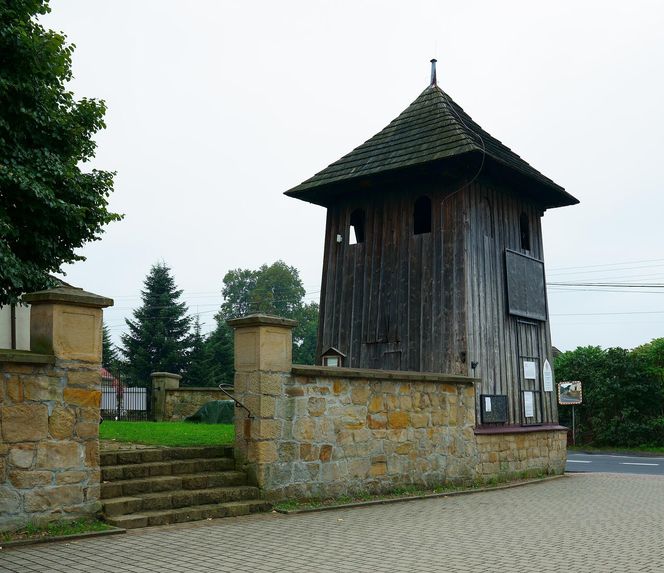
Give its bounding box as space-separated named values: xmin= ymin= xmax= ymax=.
xmin=321 ymin=347 xmax=346 ymax=368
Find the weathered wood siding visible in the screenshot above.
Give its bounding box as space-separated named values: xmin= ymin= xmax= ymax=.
xmin=464 ymin=179 xmax=557 ymax=425
xmin=317 ymin=183 xmax=467 ymax=376
xmin=317 ymin=177 xmax=558 ymax=426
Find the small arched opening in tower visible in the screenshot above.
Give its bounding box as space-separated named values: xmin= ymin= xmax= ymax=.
xmin=349 ymin=208 xmax=366 ymax=244
xmin=413 ymin=196 xmax=432 ymax=235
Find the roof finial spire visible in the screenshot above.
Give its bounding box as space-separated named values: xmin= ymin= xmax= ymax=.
xmin=430 ymin=58 xmax=437 ymax=87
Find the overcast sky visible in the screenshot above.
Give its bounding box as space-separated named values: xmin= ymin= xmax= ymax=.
xmin=42 ymin=0 xmax=664 ymax=351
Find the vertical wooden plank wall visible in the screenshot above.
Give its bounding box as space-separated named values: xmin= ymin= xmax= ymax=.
xmin=317 ymin=178 xmax=557 ymax=426
xmin=464 ymin=180 xmax=557 ymax=425
xmin=318 ymin=184 xmax=467 ymax=376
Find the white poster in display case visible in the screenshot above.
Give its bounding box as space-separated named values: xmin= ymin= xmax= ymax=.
xmin=543 ymin=359 xmax=553 ymax=392
xmin=523 ymin=361 xmax=537 ymax=380
xmin=524 ymin=391 xmax=535 ymax=418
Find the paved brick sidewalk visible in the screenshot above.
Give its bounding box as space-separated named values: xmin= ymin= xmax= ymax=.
xmin=2 ymin=473 xmax=663 ymax=573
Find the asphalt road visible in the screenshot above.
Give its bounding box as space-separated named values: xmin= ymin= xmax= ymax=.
xmin=566 ymin=452 xmax=664 ymax=475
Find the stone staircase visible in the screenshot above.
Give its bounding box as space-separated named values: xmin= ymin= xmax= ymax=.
xmin=100 ymin=445 xmax=270 ymax=529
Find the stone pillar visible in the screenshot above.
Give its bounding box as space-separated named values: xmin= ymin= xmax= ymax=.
xmin=227 ymin=314 xmax=297 ymax=487
xmin=24 ymin=286 xmax=112 ymax=361
xmin=0 ymin=286 xmax=112 ymax=532
xmin=151 ymin=372 xmax=181 ymax=421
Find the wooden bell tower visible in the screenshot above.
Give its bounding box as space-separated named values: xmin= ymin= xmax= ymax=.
xmin=285 ymin=61 xmax=578 ymax=426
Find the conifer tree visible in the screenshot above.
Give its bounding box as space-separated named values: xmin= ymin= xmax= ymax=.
xmin=203 ymin=315 xmax=234 ymax=387
xmin=102 ymin=322 xmax=119 ymax=370
xmin=121 ymin=263 xmax=192 ymax=386
xmin=184 ymin=315 xmax=209 ymax=386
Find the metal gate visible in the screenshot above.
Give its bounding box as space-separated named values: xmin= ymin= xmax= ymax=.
xmin=101 ymin=367 xmax=153 ymax=421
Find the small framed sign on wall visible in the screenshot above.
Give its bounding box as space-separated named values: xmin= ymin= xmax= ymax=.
xmin=480 ymin=394 xmax=508 ymax=424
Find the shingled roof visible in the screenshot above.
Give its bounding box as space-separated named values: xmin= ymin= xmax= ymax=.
xmin=285 ymin=82 xmax=579 ymax=209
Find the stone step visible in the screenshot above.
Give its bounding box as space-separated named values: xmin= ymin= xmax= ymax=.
xmin=103 ymin=484 xmax=260 ymax=516
xmin=101 ymin=457 xmax=235 ymax=481
xmin=104 ymin=499 xmax=272 ymax=529
xmin=101 ymin=470 xmax=248 ymax=499
xmin=100 ymin=445 xmax=233 ymax=467
xmin=103 ymin=496 xmax=144 ymax=517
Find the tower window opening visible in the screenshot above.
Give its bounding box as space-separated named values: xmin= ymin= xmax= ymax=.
xmin=520 ymin=212 xmax=531 ymax=251
xmin=349 ymin=209 xmax=365 ymax=244
xmin=413 ymin=196 xmax=432 ymax=235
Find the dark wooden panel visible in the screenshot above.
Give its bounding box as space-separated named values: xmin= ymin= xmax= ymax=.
xmin=505 ymin=250 xmax=547 ymax=321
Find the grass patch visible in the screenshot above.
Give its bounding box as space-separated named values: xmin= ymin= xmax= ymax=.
xmin=100 ymin=421 xmax=234 ymax=447
xmin=273 ymin=470 xmax=552 ymax=512
xmin=1 ymin=519 xmax=112 ymax=543
xmin=568 ymin=445 xmax=664 ymax=455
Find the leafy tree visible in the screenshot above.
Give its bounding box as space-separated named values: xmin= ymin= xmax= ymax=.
xmin=193 ymin=261 xmax=319 ymax=387
xmin=101 ymin=322 xmax=119 ymax=370
xmin=121 ymin=263 xmax=192 ymax=386
xmin=221 ymin=261 xmax=306 ymax=318
xmin=555 ymin=344 xmax=664 ymax=447
xmin=292 ymin=302 xmax=319 ymax=365
xmin=0 ymin=0 xmax=120 ymax=304
xmin=587 ymin=348 xmax=663 ymax=447
xmin=217 ymin=260 xmax=319 ymax=366
xmin=183 ymin=315 xmax=208 ymax=387
xmin=554 ymin=345 xmax=605 ymax=439
xmin=219 ymin=268 xmax=259 ymax=318
xmin=633 ymin=338 xmax=664 ymax=382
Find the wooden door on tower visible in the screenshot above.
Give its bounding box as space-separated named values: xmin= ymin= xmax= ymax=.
xmin=516 ymin=319 xmax=544 ymax=425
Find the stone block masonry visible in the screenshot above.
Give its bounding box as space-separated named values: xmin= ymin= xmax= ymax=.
xmin=0 ymin=286 xmax=112 ymax=532
xmin=264 ymin=368 xmax=479 ymax=500
xmin=230 ymin=315 xmax=567 ymax=501
xmin=150 ymin=372 xmax=230 ymax=422
xmin=164 ymin=388 xmax=229 ymax=421
xmin=474 ymin=429 xmax=567 ymax=477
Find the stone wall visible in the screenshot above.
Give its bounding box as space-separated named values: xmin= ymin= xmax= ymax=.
xmin=0 ymin=286 xmax=112 ymax=532
xmin=164 ymin=388 xmax=228 ymax=421
xmin=230 ymin=315 xmax=567 ymax=501
xmin=150 ymin=372 xmax=230 ymax=422
xmin=475 ymin=429 xmax=567 ymax=477
xmin=243 ymin=367 xmax=479 ymax=500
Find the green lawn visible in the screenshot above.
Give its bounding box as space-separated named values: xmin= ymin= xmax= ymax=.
xmin=100 ymin=421 xmax=234 ymax=447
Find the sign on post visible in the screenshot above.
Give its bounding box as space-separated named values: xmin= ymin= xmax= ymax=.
xmin=558 ymin=381 xmax=582 ymax=405
xmin=558 ymin=381 xmax=583 ymax=446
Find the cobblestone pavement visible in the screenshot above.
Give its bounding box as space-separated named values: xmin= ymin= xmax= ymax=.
xmin=2 ymin=473 xmax=664 ymax=573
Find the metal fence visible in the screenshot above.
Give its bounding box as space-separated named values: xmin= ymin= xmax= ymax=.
xmin=101 ymin=367 xmax=152 ymax=421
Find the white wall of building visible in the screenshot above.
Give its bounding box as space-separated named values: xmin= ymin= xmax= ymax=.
xmin=0 ymin=304 xmax=30 ymax=350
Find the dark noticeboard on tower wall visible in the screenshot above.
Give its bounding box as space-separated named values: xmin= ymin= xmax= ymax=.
xmin=480 ymin=394 xmax=508 ymax=424
xmin=505 ymin=250 xmax=547 ymax=321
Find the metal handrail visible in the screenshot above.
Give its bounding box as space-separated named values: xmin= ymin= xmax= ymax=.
xmin=218 ymin=384 xmax=254 ymax=419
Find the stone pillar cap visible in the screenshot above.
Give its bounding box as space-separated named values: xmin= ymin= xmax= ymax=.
xmin=227 ymin=314 xmax=298 ymax=328
xmin=150 ymin=372 xmax=182 ymax=380
xmin=23 ymin=285 xmax=113 ymax=308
